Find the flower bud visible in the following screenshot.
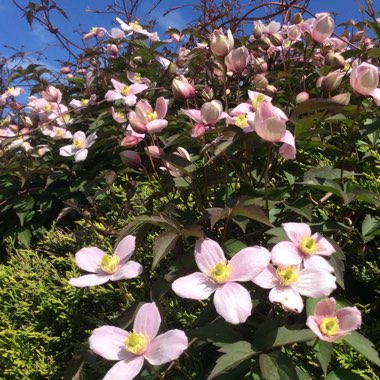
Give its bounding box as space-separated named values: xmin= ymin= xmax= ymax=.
xmin=120 ymin=151 xmax=142 ymax=168
xmin=260 ymin=37 xmax=272 ymax=51
xmin=270 ymin=33 xmax=283 ymax=47
xmin=120 ymin=135 xmax=141 ymax=148
xmin=60 ymin=66 xmax=71 ymax=74
xmin=322 ymin=71 xmax=343 ymax=93
xmin=296 ymin=91 xmax=310 ymax=103
xmin=145 ymin=145 xmax=163 ymax=159
xmin=210 ymin=29 xmax=234 ymax=57
xmin=191 ymin=123 xmax=205 ymax=138
xmin=253 ymin=74 xmax=268 ymax=91
xmin=350 ymin=61 xmax=379 ymax=96
xmin=352 ymin=30 xmax=364 ymax=42
xmin=327 ymin=53 xmax=346 ymax=69
xmin=253 ymin=24 xmax=262 ymax=39
xmin=107 ymin=44 xmax=119 ymax=56
xmin=172 ymin=76 xmax=195 ymax=101
xmin=341 ymin=30 xmax=350 ymax=39
xmin=331 ymin=93 xmax=351 ymax=105
xmin=287 ymin=24 xmax=301 ymax=41
xmin=313 ymin=13 xmax=335 ymax=43
xmin=225 ymin=47 xmax=250 ymax=74
xmin=292 ymin=13 xmax=303 ymax=25
xmin=265 ymin=85 xmax=277 ymax=97
xmin=347 ymin=19 xmax=356 ymax=26
xmin=41 ymin=85 xmax=62 ymax=103
xmin=202 ymin=86 xmax=214 ymax=101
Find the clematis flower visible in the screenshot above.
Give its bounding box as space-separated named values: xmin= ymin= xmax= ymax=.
xmin=69 ymin=235 xmax=142 ymax=287
xmin=42 ymin=125 xmax=72 ymax=140
xmin=253 ymin=264 xmax=336 ymax=313
xmin=301 ymin=13 xmax=335 ymax=44
xmin=83 ymin=27 xmax=106 ymax=41
xmin=160 ymin=147 xmax=191 ymax=177
xmin=105 ymin=79 xmax=148 ymax=106
xmin=127 ymin=71 xmax=151 ymax=85
xmin=306 ymin=297 xmax=362 ymax=342
xmin=129 ymin=97 xmax=168 ymax=134
xmin=59 ymin=131 xmax=97 ymax=162
xmin=172 ymin=76 xmax=195 ymax=101
xmin=172 ymin=239 xmax=271 ymax=324
xmin=271 ymin=222 xmax=335 ymax=272
xmin=225 ymin=46 xmax=250 ymax=74
xmin=210 ymin=28 xmax=234 ymax=57
xmin=89 ymin=302 xmax=187 ymax=380
xmin=41 ymin=85 xmax=62 ymax=103
xmin=350 ymin=61 xmax=380 ymax=105
xmin=116 ymin=17 xmax=160 ymax=41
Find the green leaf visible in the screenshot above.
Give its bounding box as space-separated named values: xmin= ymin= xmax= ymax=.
xmin=231 ymin=204 xmax=273 ymax=227
xmin=343 ymin=331 xmax=380 ymax=367
xmin=361 ymin=214 xmax=380 ymax=237
xmin=152 ymin=231 xmax=179 ymax=269
xmin=208 ymin=341 xmax=256 ymax=380
xmin=315 ymin=340 xmax=333 ymax=375
xmin=259 ymin=351 xmax=298 ymax=380
xmin=224 ymin=239 xmax=247 ymax=256
xmin=325 ymin=369 xmax=363 ymax=379
xmin=161 ymin=152 xmax=196 ymax=176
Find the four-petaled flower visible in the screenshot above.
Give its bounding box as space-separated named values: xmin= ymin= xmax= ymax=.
xmin=172 ymin=238 xmax=270 ymax=324
xmin=271 ymin=222 xmax=335 ymax=272
xmin=89 ymin=302 xmax=188 ymax=380
xmin=105 ymin=79 xmax=148 ymax=106
xmin=59 ymin=131 xmax=97 ymax=162
xmin=306 ymin=297 xmax=361 ymax=342
xmin=69 ymin=235 xmax=142 ymax=287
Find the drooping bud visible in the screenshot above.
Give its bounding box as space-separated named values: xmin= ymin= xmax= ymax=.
xmin=352 ymin=30 xmax=364 ymax=42
xmin=202 ymin=86 xmax=214 ymax=101
xmin=322 ymin=71 xmax=343 ymax=93
xmin=292 ymin=13 xmax=303 ymax=25
xmin=260 ymin=37 xmax=272 ymax=51
xmin=120 ymin=135 xmax=141 ymax=148
xmin=107 ymin=44 xmax=119 ymax=57
xmin=270 ymin=33 xmax=284 ymax=47
xmin=225 ymin=47 xmax=250 ymax=74
xmin=210 ymin=29 xmax=234 ymax=57
xmin=265 ymin=85 xmax=277 ymax=97
xmin=253 ymin=24 xmax=263 ymax=39
xmin=172 ymin=76 xmax=195 ymax=101
xmin=296 ymin=91 xmax=310 ymax=103
xmin=191 ymin=123 xmax=205 ymax=138
xmin=313 ymin=13 xmax=335 ymax=43
xmin=253 ymin=74 xmax=268 ymax=91
xmin=41 ymin=85 xmax=62 ymax=103
xmin=145 ymin=145 xmax=163 ymax=159
xmin=331 ymin=93 xmax=351 ymax=105
xmin=60 ymin=66 xmax=71 ymax=74
xmin=350 ymin=61 xmax=379 ymax=96
xmin=120 ymin=150 xmax=142 ymax=168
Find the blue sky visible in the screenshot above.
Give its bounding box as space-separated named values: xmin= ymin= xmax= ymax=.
xmin=0 ymin=0 xmax=369 ymax=72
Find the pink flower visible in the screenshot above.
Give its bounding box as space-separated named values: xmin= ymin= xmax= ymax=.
xmin=105 ymin=79 xmax=148 ymax=106
xmin=172 ymin=76 xmax=195 ymax=101
xmin=69 ymin=235 xmax=142 ymax=287
xmin=302 ymin=13 xmax=335 ymax=44
xmin=89 ymin=302 xmax=188 ymax=380
xmin=271 ymin=223 xmax=336 ymax=272
xmin=83 ymin=27 xmax=106 ymax=41
xmin=59 ymin=131 xmax=97 ymax=162
xmin=160 ymin=147 xmax=191 ymax=177
xmin=129 ymin=97 xmax=168 ymax=134
xmin=350 ymin=61 xmax=380 ymax=105
xmin=225 ymin=46 xmax=249 ymax=74
xmin=172 ymin=239 xmax=270 ymax=324
xmin=41 ymin=85 xmax=62 ymax=103
xmin=306 ymin=298 xmax=362 ymax=342
xmin=116 ymin=18 xmax=160 ymax=42
xmin=210 ymin=28 xmax=234 ymax=57
xmin=253 ymin=264 xmax=336 ymax=313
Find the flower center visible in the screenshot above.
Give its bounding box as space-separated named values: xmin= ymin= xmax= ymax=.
xmin=121 ymin=86 xmax=130 ymax=96
xmin=73 ymin=138 xmax=85 ymax=149
xmin=44 ymin=104 xmax=52 ymax=113
xmin=99 ymin=254 xmax=120 ymax=274
xmin=6 ymin=87 xmax=14 ymax=95
xmin=251 ymin=94 xmax=265 ymax=109
xmin=209 ymin=261 xmax=231 ymax=284
xmin=55 ymin=129 xmax=64 ymax=136
xmin=319 ymin=317 xmax=339 ymax=336
xmin=130 ymin=21 xmax=142 ymax=30
xmin=299 ymin=237 xmax=317 ymax=255
xmin=134 ymin=73 xmax=142 ymax=81
xmin=146 ymin=110 xmax=158 ymax=122
xmin=80 ymin=99 xmax=89 ymax=106
xmin=276 ymin=266 xmax=299 ymax=286
xmin=124 ymin=332 xmax=147 ymax=355
xmin=235 ymin=114 xmax=249 ymax=129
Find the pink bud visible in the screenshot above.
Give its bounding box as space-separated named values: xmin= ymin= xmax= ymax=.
xmin=191 ymin=123 xmax=205 ymax=138
xmin=210 ymin=29 xmax=234 ymax=57
xmin=145 ymin=145 xmax=163 ymax=159
xmin=331 ymin=93 xmax=351 ymax=105
xmin=225 ymin=47 xmax=249 ymax=74
xmin=41 ymin=85 xmax=62 ymax=103
xmin=352 ymin=30 xmax=364 ymax=42
xmin=270 ymin=33 xmax=283 ymax=47
xmin=120 ymin=135 xmax=141 ymax=148
xmin=322 ymin=71 xmax=343 ymax=92
xmin=312 ymin=13 xmax=335 ymax=43
xmin=253 ymin=24 xmax=262 ymax=39
xmin=253 ymin=74 xmax=268 ymax=91
xmin=172 ymin=76 xmax=195 ymax=101
xmin=60 ymin=66 xmax=71 ymax=74
xmin=107 ymin=44 xmax=119 ymax=56
xmin=292 ymin=13 xmax=303 ymax=25
xmin=296 ymin=91 xmax=309 ymax=103
xmin=120 ymin=150 xmax=141 ymax=168
xmin=350 ymin=61 xmax=380 ymax=98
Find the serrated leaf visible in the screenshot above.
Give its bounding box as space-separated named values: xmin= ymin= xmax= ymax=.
xmin=208 ymin=341 xmax=256 ymax=380
xmin=343 ymin=331 xmax=380 ymax=367
xmin=231 ymin=204 xmax=273 ymax=227
xmin=259 ymin=351 xmax=298 ymax=380
xmin=152 ymin=231 xmax=179 ymax=269
xmin=207 ymin=207 xmax=230 ymax=229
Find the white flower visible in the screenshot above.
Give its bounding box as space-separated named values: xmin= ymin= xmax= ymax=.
xmin=59 ymin=131 xmax=97 ymax=162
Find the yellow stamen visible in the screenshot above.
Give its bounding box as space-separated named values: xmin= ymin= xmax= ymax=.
xmin=99 ymin=254 xmax=119 ymax=274
xmin=124 ymin=332 xmax=147 ymax=355
xmin=134 ymin=73 xmax=142 ymax=81
xmin=80 ymin=99 xmax=89 ymax=106
xmin=44 ymin=104 xmax=52 ymax=113
xmin=146 ymin=110 xmax=158 ymax=122
xmin=130 ymin=21 xmax=142 ymax=30
xmin=209 ymin=261 xmax=231 ymax=284
xmin=235 ymin=114 xmax=249 ymax=129
xmin=276 ymin=266 xmax=299 ymax=286
xmin=6 ymin=87 xmax=14 ymax=95
xmin=121 ymin=86 xmax=130 ymax=96
xmin=55 ymin=129 xmax=64 ymax=136
xmin=320 ymin=317 xmax=339 ymax=336
xmin=299 ymin=237 xmax=317 ymax=256
xmin=251 ymin=94 xmax=265 ymax=109
xmin=73 ymin=138 xmax=84 ymax=150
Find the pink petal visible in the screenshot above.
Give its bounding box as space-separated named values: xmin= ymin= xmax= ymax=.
xmin=269 ymin=286 xmax=304 ymax=313
xmin=133 ymin=302 xmax=161 ymax=341
xmin=306 ymin=316 xmax=331 ymax=341
xmin=181 ymin=109 xmax=202 ymax=124
xmin=279 ymin=130 xmax=296 ymax=160
xmin=282 ymin=223 xmax=311 ymax=245
xmin=114 ymin=235 xmax=136 ymax=263
xmin=195 ymin=238 xmax=226 ymax=274
xmin=123 ymin=95 xmax=137 ymax=106
xmin=369 ymin=88 xmax=380 ymax=106
xmin=74 ymin=247 xmax=105 ymax=271
xmin=75 ymin=149 xmax=88 ymax=162
xmin=271 ymin=241 xmax=302 ymax=267
xmin=230 ymin=102 xmax=252 ymax=116
xmin=229 ymin=246 xmax=271 ymax=282
xmin=105 ymin=90 xmax=122 ymax=102
xmin=314 ymin=297 xmax=336 ymax=316
xmin=69 ymin=274 xmax=110 ymax=287
xmin=336 ymin=307 xmax=362 ymax=333
xmin=111 ymin=79 xmax=126 ymax=92
xmin=103 ymin=356 xmax=145 ymax=380
xmin=313 ymin=233 xmax=335 ymax=256
xmin=155 ymin=97 xmax=168 ymax=119
xmin=171 ymin=272 xmax=217 ymax=300
xmin=303 ymin=254 xmax=334 ymax=272
xmin=252 ymin=264 xmax=279 ymax=289
xmin=147 ymin=119 xmax=168 ymax=134
xmin=214 ymin=282 xmax=252 ymax=324
xmin=128 ymin=83 xmax=148 ymax=96
xmin=89 ymin=326 xmax=129 ymax=360
xmin=292 ymin=269 xmax=336 ymax=298
xmin=110 ymin=261 xmax=143 ymax=281
xmin=144 ymin=330 xmax=188 ymax=365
